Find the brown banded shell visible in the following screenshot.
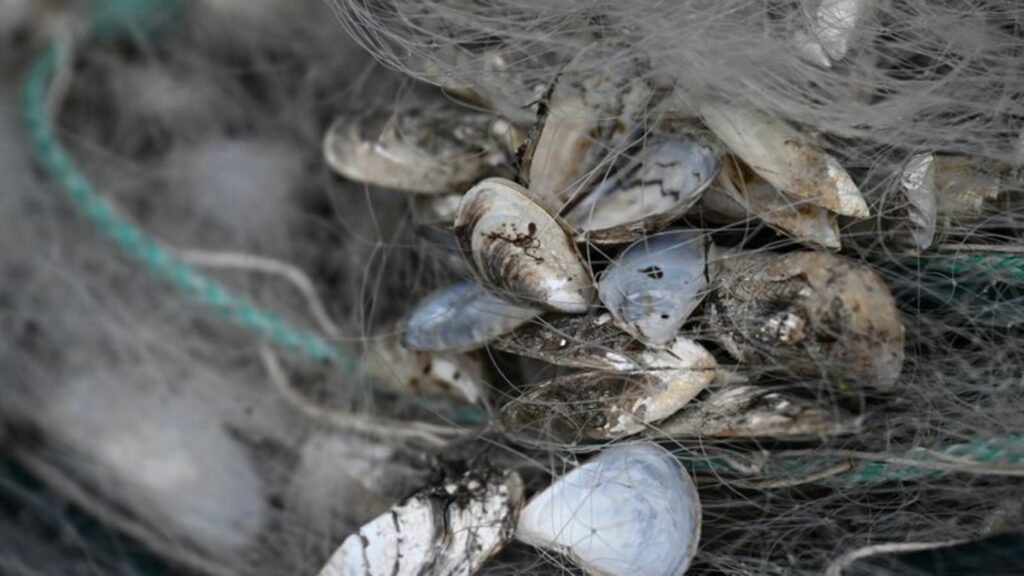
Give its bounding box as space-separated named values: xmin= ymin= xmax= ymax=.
xmin=455 ymin=178 xmax=594 ymax=313
xmin=649 ymin=384 xmax=860 ymax=439
xmin=522 ymin=43 xmax=655 ymax=212
xmin=706 ymin=251 xmax=905 ymax=389
xmin=323 ymin=107 xmax=515 ymax=194
xmin=318 ymin=469 xmax=524 ymax=576
xmin=500 ymin=338 xmax=716 ymax=441
xmin=700 ymin=103 xmax=870 ymax=218
xmin=701 ymin=157 xmax=842 ymax=251
xmin=565 ymin=135 xmax=722 ymax=245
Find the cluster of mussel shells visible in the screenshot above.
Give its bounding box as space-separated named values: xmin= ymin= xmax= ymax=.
xmin=312 ymin=34 xmax=1014 ymax=575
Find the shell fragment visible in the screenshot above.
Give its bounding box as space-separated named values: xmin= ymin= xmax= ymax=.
xmin=455 ymin=178 xmax=594 ymax=313
xmin=900 ymin=153 xmax=939 ymax=251
xmin=402 ymin=280 xmax=539 ymax=352
xmin=516 ymin=443 xmax=701 ymax=576
xmin=795 ymin=0 xmax=875 ymax=68
xmin=650 ymin=384 xmax=860 ymax=439
xmin=363 ymin=333 xmax=486 ymax=404
xmin=700 ymin=103 xmax=869 ymax=218
xmin=598 ymin=230 xmax=709 ymax=348
xmin=323 ymin=107 xmax=514 ymax=194
xmin=501 ymin=338 xmax=716 ymax=441
xmin=706 ymin=251 xmax=905 ymax=389
xmin=318 ymin=469 xmax=524 ymax=576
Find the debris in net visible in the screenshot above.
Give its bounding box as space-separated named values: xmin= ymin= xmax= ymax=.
xmin=317 ymin=468 xmax=523 ymax=576
xmin=323 ymin=107 xmax=520 ymax=194
xmin=565 ymin=125 xmax=721 ymax=245
xmin=699 ymin=103 xmax=870 ymax=218
xmin=516 ymin=443 xmax=701 ymax=576
xmin=899 ymin=152 xmax=939 ymax=251
xmin=454 ymin=177 xmax=594 ymax=313
xmin=598 ymin=229 xmax=709 ymax=348
xmin=649 ymin=384 xmax=860 ymax=440
xmin=401 ymin=280 xmax=539 ymax=352
xmin=501 ymin=338 xmax=716 ymax=441
xmin=363 ymin=333 xmax=487 ymax=404
xmin=706 ymin=250 xmax=905 ymax=389
xmin=825 ymin=531 xmax=1024 ymax=576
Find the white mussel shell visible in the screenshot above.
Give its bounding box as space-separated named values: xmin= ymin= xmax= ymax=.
xmin=566 ymin=136 xmax=722 ymax=245
xmin=363 ymin=333 xmax=487 ymax=404
xmin=319 ymin=469 xmax=524 ymax=576
xmin=795 ymin=0 xmax=875 ymax=68
xmin=900 ymin=153 xmax=938 ymax=251
xmin=703 ymin=158 xmax=842 ymax=251
xmin=598 ymin=230 xmax=709 ymax=348
xmin=699 ymin=103 xmax=869 ymax=218
xmin=524 ymin=43 xmax=655 ymax=212
xmin=402 ymin=280 xmax=540 ymax=352
xmin=501 ymin=338 xmax=716 ymax=441
xmin=516 ymin=443 xmax=701 ymax=576
xmin=650 ymin=385 xmax=860 ymax=439
xmin=455 ymin=178 xmax=595 ymax=313
xmin=323 ymin=107 xmax=514 ymax=194
xmin=706 ymin=251 xmax=905 ymax=389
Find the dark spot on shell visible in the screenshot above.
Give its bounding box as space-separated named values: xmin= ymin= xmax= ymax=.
xmin=640 ymin=265 xmax=664 ymax=280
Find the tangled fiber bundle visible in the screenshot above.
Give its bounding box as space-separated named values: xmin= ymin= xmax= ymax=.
xmin=2 ymin=0 xmax=1024 ymax=575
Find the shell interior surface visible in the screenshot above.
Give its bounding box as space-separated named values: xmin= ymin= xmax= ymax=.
xmin=318 ymin=469 xmax=524 ymax=576
xmin=402 ymin=280 xmax=540 ymax=352
xmin=706 ymin=251 xmax=905 ymax=389
xmin=516 ymin=443 xmax=701 ymax=576
xmin=323 ymin=107 xmax=512 ymax=194
xmin=524 ymin=44 xmax=655 ymax=212
xmin=455 ymin=178 xmax=594 ymax=313
xmin=705 ymin=158 xmax=842 ymax=251
xmin=650 ymin=384 xmax=860 ymax=439
xmin=699 ymin=103 xmax=869 ymax=218
xmin=598 ymin=229 xmax=709 ymax=347
xmin=566 ymin=137 xmax=722 ymax=244
xmin=500 ymin=338 xmax=715 ymax=441
xmin=900 ymin=153 xmax=939 ymax=251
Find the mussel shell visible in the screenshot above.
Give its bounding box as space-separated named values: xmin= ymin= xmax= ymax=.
xmin=323 ymin=107 xmax=513 ymax=194
xmin=501 ymin=339 xmax=716 ymax=441
xmin=932 ymin=155 xmax=1004 ymax=217
xmin=566 ymin=137 xmax=722 ymax=244
xmin=703 ymin=157 xmax=842 ymax=251
xmin=522 ymin=43 xmax=655 ymax=212
xmin=516 ymin=443 xmax=701 ymax=576
xmin=706 ymin=251 xmax=905 ymax=389
xmin=598 ymin=229 xmax=709 ymax=348
xmin=319 ymin=469 xmax=523 ymax=576
xmin=402 ymin=281 xmax=540 ymax=352
xmin=363 ymin=333 xmax=486 ymax=404
xmin=649 ymin=384 xmax=860 ymax=439
xmin=900 ymin=153 xmax=938 ymax=251
xmin=699 ymin=103 xmax=869 ymax=218
xmin=455 ymin=178 xmax=594 ymax=313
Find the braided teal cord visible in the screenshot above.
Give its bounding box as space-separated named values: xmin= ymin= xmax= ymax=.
xmin=932 ymin=252 xmax=1024 ymax=284
xmin=23 ymin=47 xmax=354 ymax=371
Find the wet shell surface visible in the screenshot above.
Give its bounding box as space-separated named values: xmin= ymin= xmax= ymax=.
xmin=900 ymin=153 xmax=939 ymax=250
xmin=795 ymin=0 xmax=874 ymax=68
xmin=706 ymin=251 xmax=905 ymax=389
xmin=323 ymin=107 xmax=513 ymax=194
xmin=501 ymin=338 xmax=716 ymax=441
xmin=402 ymin=280 xmax=539 ymax=352
xmin=455 ymin=178 xmax=594 ymax=313
xmin=363 ymin=333 xmax=486 ymax=404
xmin=699 ymin=103 xmax=869 ymax=218
xmin=598 ymin=230 xmax=709 ymax=348
xmin=318 ymin=469 xmax=524 ymax=576
xmin=523 ymin=43 xmax=655 ymax=212
xmin=703 ymin=157 xmax=842 ymax=251
xmin=516 ymin=443 xmax=701 ymax=576
xmin=649 ymin=384 xmax=860 ymax=439
xmin=565 ymin=136 xmax=722 ymax=244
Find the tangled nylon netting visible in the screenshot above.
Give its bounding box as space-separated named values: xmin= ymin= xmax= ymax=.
xmin=2 ymin=0 xmax=1024 ymax=575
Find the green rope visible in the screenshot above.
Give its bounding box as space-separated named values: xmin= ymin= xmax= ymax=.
xmin=23 ymin=47 xmax=353 ymax=371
